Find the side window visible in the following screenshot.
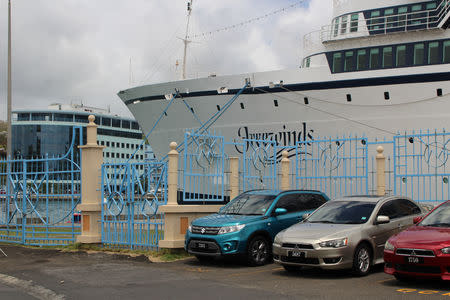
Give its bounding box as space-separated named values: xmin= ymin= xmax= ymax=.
xmin=377 ymin=201 xmax=400 ymax=219
xmin=275 ymin=194 xmax=302 ymax=213
xmin=397 ymin=199 xmax=421 ymax=216
xmin=306 ymin=194 xmax=327 ymax=210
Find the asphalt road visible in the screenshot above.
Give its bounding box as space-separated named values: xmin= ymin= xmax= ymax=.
xmin=0 ymin=244 xmax=449 ymax=300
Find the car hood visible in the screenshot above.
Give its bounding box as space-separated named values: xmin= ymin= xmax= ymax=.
xmin=191 ymin=213 xmax=262 ymax=227
xmin=390 ymin=226 xmax=450 ymax=248
xmin=277 ymin=222 xmax=361 ymax=242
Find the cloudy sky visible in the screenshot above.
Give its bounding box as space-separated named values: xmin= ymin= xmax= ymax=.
xmin=0 ymin=0 xmax=332 ymax=120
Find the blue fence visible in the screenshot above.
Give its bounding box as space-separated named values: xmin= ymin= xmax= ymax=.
xmin=0 ymin=127 xmax=82 ymax=246
xmin=101 ymin=161 xmax=167 ymax=249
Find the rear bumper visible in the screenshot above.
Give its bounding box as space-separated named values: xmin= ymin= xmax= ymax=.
xmin=384 ymin=250 xmax=450 ymax=280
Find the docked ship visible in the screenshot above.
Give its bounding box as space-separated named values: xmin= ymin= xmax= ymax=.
xmin=118 ymin=0 xmax=450 ymax=160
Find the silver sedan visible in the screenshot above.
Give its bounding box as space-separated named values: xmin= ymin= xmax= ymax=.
xmin=273 ymin=196 xmax=424 ymax=276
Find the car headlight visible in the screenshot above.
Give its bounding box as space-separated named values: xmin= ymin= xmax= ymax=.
xmin=218 ymin=224 xmax=245 ymax=235
xmin=384 ymin=241 xmax=395 ymax=251
xmin=274 ymin=234 xmax=282 ymax=245
xmin=441 ymin=247 xmax=450 ymax=254
xmin=319 ymin=238 xmax=348 ymax=248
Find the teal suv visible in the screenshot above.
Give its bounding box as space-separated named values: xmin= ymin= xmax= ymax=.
xmin=185 ymin=190 xmax=330 ymax=266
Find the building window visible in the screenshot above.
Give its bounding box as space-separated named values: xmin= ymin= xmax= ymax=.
xmin=344 ymin=51 xmax=354 ymax=71
xmin=350 ymin=14 xmax=358 ymax=32
xmin=369 ymin=48 xmax=380 ymax=69
xmin=340 ymin=15 xmax=348 ymax=34
xmin=428 ymin=42 xmax=440 ymax=64
xmin=444 ymin=41 xmax=450 ymax=63
xmin=414 ymin=43 xmax=425 ymax=65
xmin=382 ymin=47 xmax=393 ymax=68
xmin=357 ymin=50 xmax=367 ymax=70
xmin=396 ymin=45 xmax=406 ymax=67
xmin=332 ymin=53 xmax=342 ymax=73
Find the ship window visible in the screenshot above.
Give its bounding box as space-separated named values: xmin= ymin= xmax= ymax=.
xmin=333 ymin=18 xmax=339 ymax=37
xmin=369 ymin=48 xmax=380 ymax=69
xmin=273 ymin=100 xmax=279 ymax=107
xmin=382 ymin=47 xmax=393 ymax=68
xmin=426 ymin=2 xmax=437 ymax=9
xmin=240 ymin=103 xmax=245 ymax=109
xmin=106 ymin=142 xmax=110 ymax=147
xmin=305 ymin=57 xmax=311 ymax=68
xmin=346 ymin=94 xmax=352 ymax=102
xmin=216 ymin=105 xmax=221 ymax=111
xmin=304 ymin=97 xmax=309 ymax=105
xmin=410 ymin=5 xmax=423 ymax=25
xmin=396 ymin=45 xmax=406 ymax=67
xmin=428 ymin=42 xmax=440 ymax=64
xmin=411 ymin=5 xmax=422 ymax=11
xmin=112 ymin=119 xmax=121 ymax=128
xmin=443 ymin=41 xmax=450 ymax=63
xmin=369 ymin=11 xmax=382 ymax=30
xmin=340 ymin=15 xmax=348 ymax=34
xmin=332 ymin=53 xmax=342 ymax=73
xmin=384 ymin=92 xmax=390 ymax=100
xmin=385 ymin=9 xmax=395 ymax=29
xmin=350 ymin=14 xmax=359 ymax=32
xmin=122 ymin=120 xmax=130 ymax=129
xmin=357 ymin=50 xmax=367 ymax=70
xmin=106 ymin=152 xmax=110 ymax=158
xmin=437 ymin=88 xmax=443 ymax=97
xmin=164 ymin=112 xmax=168 ymax=116
xmin=344 ymin=51 xmax=354 ymax=71
xmin=131 ymin=121 xmax=139 ymax=130
xmin=398 ymin=7 xmax=408 ymax=28
xmin=111 ymin=142 xmax=115 ymax=147
xmin=414 ymin=43 xmax=425 ymax=65
xmin=102 ymin=117 xmax=111 ymax=127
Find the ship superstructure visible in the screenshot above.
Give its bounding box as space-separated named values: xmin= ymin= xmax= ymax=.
xmin=118 ymin=0 xmax=450 ymax=159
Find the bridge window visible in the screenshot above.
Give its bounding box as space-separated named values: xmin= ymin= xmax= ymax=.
xmin=444 ymin=41 xmax=450 ymax=63
xmin=396 ymin=45 xmax=406 ymax=67
xmin=357 ymin=50 xmax=367 ymax=70
xmin=426 ymin=2 xmax=437 ymax=9
xmin=385 ymin=9 xmax=395 ymax=29
xmin=344 ymin=51 xmax=354 ymax=71
xmin=428 ymin=42 xmax=440 ymax=64
xmin=410 ymin=5 xmax=423 ymax=25
xmin=350 ymin=14 xmax=359 ymax=32
xmin=398 ymin=7 xmax=407 ymax=28
xmin=413 ymin=43 xmax=425 ymax=65
xmin=333 ymin=18 xmax=339 ymax=37
xmin=333 ymin=53 xmax=342 ymax=73
xmin=369 ymin=48 xmax=380 ymax=69
xmin=382 ymin=47 xmax=393 ymax=68
xmin=341 ymin=15 xmax=348 ymax=34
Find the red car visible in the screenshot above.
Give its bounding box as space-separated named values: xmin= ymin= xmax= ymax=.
xmin=384 ymin=200 xmax=450 ymax=281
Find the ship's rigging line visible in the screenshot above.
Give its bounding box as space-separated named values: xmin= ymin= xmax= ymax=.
xmin=187 ymin=0 xmax=307 ymax=40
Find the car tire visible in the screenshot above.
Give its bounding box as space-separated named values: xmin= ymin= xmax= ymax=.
xmin=247 ymin=235 xmax=270 ymax=266
xmin=352 ymin=244 xmax=372 ymax=276
xmin=283 ymin=265 xmax=302 ymax=272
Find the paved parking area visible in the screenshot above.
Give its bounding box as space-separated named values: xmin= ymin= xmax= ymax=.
xmin=0 ymin=244 xmax=449 ymax=299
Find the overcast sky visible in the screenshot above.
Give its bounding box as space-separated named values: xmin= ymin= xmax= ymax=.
xmin=0 ymin=0 xmax=332 ymax=121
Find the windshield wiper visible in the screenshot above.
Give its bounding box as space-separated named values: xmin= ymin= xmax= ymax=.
xmin=423 ymin=223 xmax=450 ymax=227
xmin=309 ymin=220 xmax=336 ymax=224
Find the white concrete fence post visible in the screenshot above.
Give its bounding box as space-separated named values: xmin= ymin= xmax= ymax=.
xmin=77 ymin=115 xmax=104 ymax=244
xmin=229 ymin=157 xmax=239 ymax=201
xmin=281 ymin=151 xmax=290 ymax=191
xmin=376 ymin=146 xmax=386 ymax=196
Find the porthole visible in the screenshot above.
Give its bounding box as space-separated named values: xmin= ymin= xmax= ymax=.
xmin=437 ymin=88 xmax=443 ymax=97
xmin=346 ymin=94 xmax=352 ymax=102
xmin=304 ymin=97 xmax=309 ymax=105
xmin=384 ymin=92 xmax=390 ymax=100
xmin=274 ymin=100 xmax=279 ymax=107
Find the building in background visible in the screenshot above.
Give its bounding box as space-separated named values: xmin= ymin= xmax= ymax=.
xmin=12 ymin=103 xmax=154 ymax=163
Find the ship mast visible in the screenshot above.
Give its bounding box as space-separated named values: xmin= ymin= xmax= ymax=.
xmin=7 ymin=0 xmax=12 ymax=158
xmin=182 ymin=0 xmax=193 ymax=80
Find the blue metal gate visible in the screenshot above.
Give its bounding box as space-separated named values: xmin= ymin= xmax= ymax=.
xmin=101 ymin=161 xmax=167 ymax=249
xmin=296 ymin=136 xmax=369 ymax=199
xmin=0 ymin=127 xmax=82 ymax=246
xmin=394 ymin=130 xmax=450 ymax=204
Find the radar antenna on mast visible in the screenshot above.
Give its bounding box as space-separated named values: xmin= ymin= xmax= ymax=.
xmin=182 ymin=0 xmax=193 ymax=80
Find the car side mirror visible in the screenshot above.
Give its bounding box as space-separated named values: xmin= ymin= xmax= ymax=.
xmin=274 ymin=208 xmax=288 ymax=216
xmin=302 ymin=213 xmax=311 ymax=220
xmin=413 ymin=216 xmax=423 ymax=224
xmin=376 ymin=215 xmax=390 ymax=224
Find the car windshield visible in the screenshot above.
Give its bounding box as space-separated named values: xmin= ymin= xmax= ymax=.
xmin=306 ymin=201 xmax=376 ymax=224
xmin=219 ymin=194 xmax=276 ymax=216
xmin=420 ymin=202 xmax=450 ymax=227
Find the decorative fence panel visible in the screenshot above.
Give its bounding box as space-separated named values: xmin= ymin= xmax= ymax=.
xmin=182 ymin=132 xmax=225 ymax=203
xmin=296 ymin=136 xmax=369 ymax=199
xmin=0 ymin=127 xmax=82 ymax=246
xmin=101 ymin=161 xmax=167 ymax=249
xmin=394 ymin=130 xmax=450 ymax=204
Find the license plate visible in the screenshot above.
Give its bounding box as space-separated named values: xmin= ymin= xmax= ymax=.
xmin=290 ymin=250 xmax=306 ymax=258
xmin=405 ymin=256 xmax=424 ymax=264
xmin=197 ymin=243 xmax=206 ymax=249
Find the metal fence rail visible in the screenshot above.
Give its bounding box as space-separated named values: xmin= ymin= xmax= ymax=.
xmin=0 ymin=127 xmax=82 ymax=246
xmin=101 ymin=161 xmax=167 ymax=249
